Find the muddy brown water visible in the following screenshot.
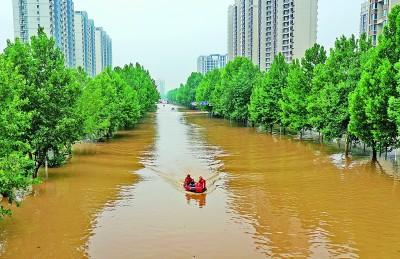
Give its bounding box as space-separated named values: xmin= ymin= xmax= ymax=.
xmin=1 ymin=104 xmax=400 ymax=258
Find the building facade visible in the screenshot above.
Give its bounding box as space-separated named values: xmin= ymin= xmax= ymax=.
xmin=95 ymin=27 xmax=112 ymax=75
xmin=12 ymin=0 xmax=75 ymax=67
xmin=360 ymin=0 xmax=400 ymax=45
xmin=227 ymin=0 xmax=318 ymax=70
xmin=197 ymin=54 xmax=227 ymax=75
xmin=74 ymin=11 xmax=89 ymax=73
xmin=12 ymin=0 xmax=112 ymax=74
xmin=74 ymin=11 xmax=96 ymax=77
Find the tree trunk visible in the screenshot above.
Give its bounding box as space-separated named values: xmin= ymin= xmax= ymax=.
xmin=345 ymin=134 xmax=350 ymax=158
xmin=270 ymin=125 xmax=273 ymax=134
xmin=33 ymin=163 xmax=41 ymax=178
xmin=385 ymin=146 xmax=388 ymax=160
xmin=372 ymin=145 xmax=378 ymax=162
xmin=300 ymin=130 xmax=303 ymax=140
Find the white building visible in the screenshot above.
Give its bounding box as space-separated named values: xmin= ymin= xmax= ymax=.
xmin=228 ymin=0 xmax=318 ymax=70
xmin=12 ymin=0 xmax=112 ymax=74
xmin=197 ymin=54 xmax=227 ymax=75
xmin=360 ymin=0 xmax=400 ymax=45
xmin=12 ymin=0 xmax=76 ymax=67
xmin=95 ymin=27 xmax=112 ymax=75
xmin=74 ymin=11 xmax=96 ymax=77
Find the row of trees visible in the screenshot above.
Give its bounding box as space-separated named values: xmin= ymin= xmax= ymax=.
xmin=0 ymin=29 xmax=159 ymax=217
xmin=168 ymin=6 xmax=400 ymax=163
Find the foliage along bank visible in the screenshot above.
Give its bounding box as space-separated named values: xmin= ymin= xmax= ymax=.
xmin=0 ymin=29 xmax=159 ymax=217
xmin=168 ymin=6 xmax=400 ymax=163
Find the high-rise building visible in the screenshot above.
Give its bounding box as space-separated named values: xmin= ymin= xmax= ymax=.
xmin=197 ymin=54 xmax=227 ymax=75
xmin=12 ymin=0 xmax=112 ymax=74
xmin=12 ymin=0 xmax=75 ymax=67
xmin=61 ymin=0 xmax=75 ymax=67
xmin=227 ymin=0 xmax=318 ymax=70
xmin=360 ymin=1 xmax=369 ymax=36
xmin=360 ymin=0 xmax=400 ymax=45
xmin=74 ymin=11 xmax=96 ymax=77
xmin=87 ymin=19 xmax=96 ymax=77
xmin=95 ymin=27 xmax=112 ymax=75
xmin=74 ymin=11 xmax=89 ymax=73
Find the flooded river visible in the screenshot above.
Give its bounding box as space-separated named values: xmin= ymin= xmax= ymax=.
xmin=1 ymin=104 xmax=400 ymax=258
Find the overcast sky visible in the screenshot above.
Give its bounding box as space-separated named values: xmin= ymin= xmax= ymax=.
xmin=0 ymin=0 xmax=363 ymax=90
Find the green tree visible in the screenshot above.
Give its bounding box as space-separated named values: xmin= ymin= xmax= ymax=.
xmin=167 ymin=72 xmax=203 ymax=107
xmin=249 ymin=53 xmax=288 ymax=131
xmin=301 ymin=43 xmax=327 ymax=83
xmin=3 ymin=30 xmax=82 ymax=176
xmin=78 ymin=69 xmax=141 ymax=139
xmin=279 ymin=60 xmax=308 ymax=137
xmin=280 ymin=44 xmax=326 ymax=138
xmin=195 ymin=69 xmax=221 ymax=111
xmin=309 ymin=35 xmax=371 ymax=156
xmin=0 ymin=53 xmax=34 ymax=217
xmin=115 ymin=63 xmax=159 ymax=116
xmin=350 ymin=6 xmax=400 ymax=161
xmin=216 ymin=57 xmax=259 ymax=122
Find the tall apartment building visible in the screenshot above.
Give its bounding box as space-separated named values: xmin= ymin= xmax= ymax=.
xmin=197 ymin=54 xmax=227 ymax=75
xmin=74 ymin=11 xmax=96 ymax=77
xmin=228 ymin=0 xmax=318 ymax=70
xmin=95 ymin=27 xmax=112 ymax=75
xmin=360 ymin=0 xmax=400 ymax=45
xmin=12 ymin=0 xmax=75 ymax=67
xmin=12 ymin=0 xmax=112 ymax=74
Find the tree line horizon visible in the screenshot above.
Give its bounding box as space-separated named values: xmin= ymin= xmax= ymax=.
xmin=0 ymin=29 xmax=159 ymax=217
xmin=168 ymin=6 xmax=400 ymax=164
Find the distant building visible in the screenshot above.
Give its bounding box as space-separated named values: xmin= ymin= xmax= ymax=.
xmin=360 ymin=0 xmax=400 ymax=45
xmin=74 ymin=11 xmax=96 ymax=77
xmin=95 ymin=27 xmax=112 ymax=75
xmin=155 ymin=80 xmax=166 ymax=97
xmin=87 ymin=19 xmax=96 ymax=76
xmin=360 ymin=2 xmax=369 ymax=36
xmin=197 ymin=54 xmax=227 ymax=75
xmin=12 ymin=0 xmax=76 ymax=67
xmin=227 ymin=0 xmax=318 ymax=70
xmin=12 ymin=0 xmax=112 ymax=74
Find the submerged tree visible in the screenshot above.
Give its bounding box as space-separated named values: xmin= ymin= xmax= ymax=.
xmin=0 ymin=53 xmax=34 ymax=217
xmin=195 ymin=69 xmax=221 ymax=111
xmin=279 ymin=60 xmax=308 ymax=137
xmin=249 ymin=53 xmax=288 ymax=131
xmin=3 ymin=29 xmax=82 ymax=176
xmin=217 ymin=57 xmax=259 ymax=122
xmin=350 ymin=6 xmax=400 ymax=161
xmin=309 ymin=35 xmax=371 ymax=156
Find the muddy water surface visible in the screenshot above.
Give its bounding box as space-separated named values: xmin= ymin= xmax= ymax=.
xmin=1 ymin=105 xmax=400 ymax=258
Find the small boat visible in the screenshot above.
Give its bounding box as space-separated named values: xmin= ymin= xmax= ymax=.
xmin=184 ymin=183 xmax=207 ymax=194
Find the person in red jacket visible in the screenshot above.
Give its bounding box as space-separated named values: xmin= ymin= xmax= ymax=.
xmin=184 ymin=174 xmax=194 ymax=186
xmin=195 ymin=176 xmax=207 ymax=193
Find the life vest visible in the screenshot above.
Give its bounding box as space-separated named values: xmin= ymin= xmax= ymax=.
xmin=184 ymin=177 xmax=193 ymax=186
xmin=195 ymin=179 xmax=206 ymax=192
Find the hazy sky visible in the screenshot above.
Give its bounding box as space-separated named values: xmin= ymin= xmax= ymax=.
xmin=0 ymin=0 xmax=364 ymax=90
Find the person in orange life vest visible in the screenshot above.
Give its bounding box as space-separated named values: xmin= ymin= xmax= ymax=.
xmin=195 ymin=176 xmax=206 ymax=192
